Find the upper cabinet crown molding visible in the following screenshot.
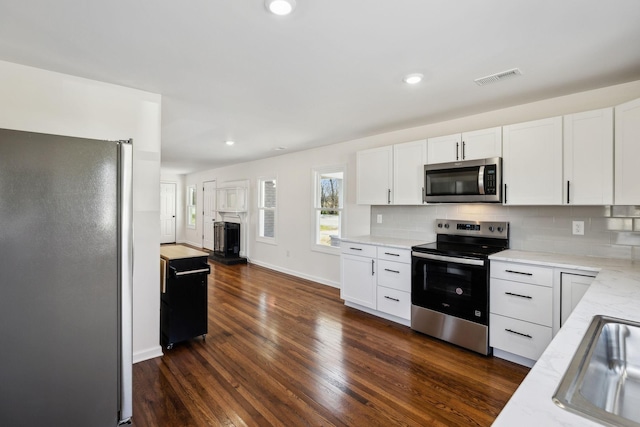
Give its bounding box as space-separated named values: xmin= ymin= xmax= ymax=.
xmin=563 ymin=108 xmax=614 ymax=205
xmin=426 ymin=126 xmax=502 ymax=165
xmin=615 ymin=97 xmax=640 ymax=205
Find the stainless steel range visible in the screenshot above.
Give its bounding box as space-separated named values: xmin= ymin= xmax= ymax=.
xmin=411 ymin=219 xmax=509 ymax=355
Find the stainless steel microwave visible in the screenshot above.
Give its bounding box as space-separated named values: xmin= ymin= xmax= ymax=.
xmin=423 ymin=157 xmax=502 ymax=203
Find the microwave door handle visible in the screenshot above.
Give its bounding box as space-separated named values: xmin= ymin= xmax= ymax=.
xmin=478 ymin=165 xmax=485 ymax=195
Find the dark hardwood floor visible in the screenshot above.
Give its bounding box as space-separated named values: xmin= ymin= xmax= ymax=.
xmin=133 ymin=261 xmax=529 ymax=426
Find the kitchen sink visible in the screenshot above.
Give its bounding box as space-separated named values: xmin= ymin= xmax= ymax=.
xmin=553 ymin=315 xmax=640 ymax=427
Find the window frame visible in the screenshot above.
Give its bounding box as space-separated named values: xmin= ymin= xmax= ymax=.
xmin=186 ymin=185 xmax=197 ymax=229
xmin=257 ymin=176 xmax=277 ymax=244
xmin=311 ymin=165 xmax=345 ymax=254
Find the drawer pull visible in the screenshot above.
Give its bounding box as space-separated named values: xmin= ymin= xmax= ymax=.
xmin=505 ymin=269 xmax=533 ymax=276
xmin=505 ymin=292 xmax=532 ymax=299
xmin=384 ymin=252 xmax=400 ymax=257
xmin=384 ymin=296 xmax=400 ymax=302
xmin=505 ymin=328 xmax=532 ymax=339
xmin=350 ymin=247 xmax=363 ymax=251
xmin=384 ymin=268 xmax=400 ymax=274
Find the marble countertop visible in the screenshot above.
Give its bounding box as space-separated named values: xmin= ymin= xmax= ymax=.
xmin=340 ymin=235 xmax=430 ymax=250
xmin=490 ymin=250 xmax=640 ymax=426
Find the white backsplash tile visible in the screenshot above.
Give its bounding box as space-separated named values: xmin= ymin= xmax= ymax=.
xmin=371 ymin=204 xmax=640 ymax=260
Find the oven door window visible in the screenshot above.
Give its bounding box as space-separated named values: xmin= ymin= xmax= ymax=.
xmin=411 ymin=257 xmax=488 ymax=324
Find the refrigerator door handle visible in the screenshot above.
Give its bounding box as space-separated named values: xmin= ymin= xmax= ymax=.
xmin=118 ymin=140 xmax=133 ymax=424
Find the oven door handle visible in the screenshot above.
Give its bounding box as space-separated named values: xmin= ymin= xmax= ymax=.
xmin=411 ymin=251 xmax=484 ymax=266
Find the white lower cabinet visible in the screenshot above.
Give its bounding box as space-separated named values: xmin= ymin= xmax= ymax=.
xmin=490 ymin=260 xmax=554 ymax=366
xmin=560 ymin=272 xmax=595 ymax=326
xmin=490 ymin=314 xmax=553 ymax=361
xmin=340 ymin=242 xmax=411 ymax=324
xmin=340 ymin=244 xmax=376 ymax=309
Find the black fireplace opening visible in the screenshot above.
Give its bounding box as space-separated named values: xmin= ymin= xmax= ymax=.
xmin=214 ymin=221 xmax=240 ymax=258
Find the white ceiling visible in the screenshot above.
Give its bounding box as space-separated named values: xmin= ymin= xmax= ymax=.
xmin=1 ymin=1 xmax=639 ymax=174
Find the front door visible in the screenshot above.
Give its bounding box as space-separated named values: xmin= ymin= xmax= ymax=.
xmin=160 ymin=182 xmax=176 ymax=244
xmin=202 ymin=180 xmax=216 ymax=250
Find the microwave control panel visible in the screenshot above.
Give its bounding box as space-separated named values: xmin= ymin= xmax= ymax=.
xmin=484 ymin=165 xmax=497 ymax=194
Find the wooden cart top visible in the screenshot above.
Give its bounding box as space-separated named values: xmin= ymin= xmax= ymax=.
xmin=160 ymin=245 xmax=209 ymax=261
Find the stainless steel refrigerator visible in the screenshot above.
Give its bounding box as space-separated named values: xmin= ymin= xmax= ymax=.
xmin=0 ymin=128 xmax=133 ymax=426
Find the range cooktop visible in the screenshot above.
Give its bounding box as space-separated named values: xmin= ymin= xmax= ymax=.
xmin=412 ymin=219 xmax=510 ymax=259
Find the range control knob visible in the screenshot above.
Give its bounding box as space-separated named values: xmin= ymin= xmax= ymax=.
xmin=444 ymin=223 xmax=450 ymax=229
xmin=437 ymin=223 xmax=443 ymax=228
xmin=497 ymin=226 xmax=504 ymax=233
xmin=488 ymin=226 xmax=495 ymax=232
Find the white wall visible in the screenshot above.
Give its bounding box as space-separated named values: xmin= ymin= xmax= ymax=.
xmin=0 ymin=60 xmax=162 ymax=363
xmin=180 ymin=79 xmax=640 ymax=287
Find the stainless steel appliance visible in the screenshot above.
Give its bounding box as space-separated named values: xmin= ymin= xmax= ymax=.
xmin=411 ymin=219 xmax=509 ymax=355
xmin=424 ymin=157 xmax=502 ymax=203
xmin=0 ymin=129 xmax=133 ymax=426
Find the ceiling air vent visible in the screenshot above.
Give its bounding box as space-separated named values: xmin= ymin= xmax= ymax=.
xmin=474 ymin=68 xmax=522 ymax=86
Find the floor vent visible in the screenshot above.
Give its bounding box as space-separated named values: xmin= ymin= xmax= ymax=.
xmin=474 ymin=68 xmax=522 ymax=86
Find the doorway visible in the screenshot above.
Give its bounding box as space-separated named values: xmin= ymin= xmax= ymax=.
xmin=160 ymin=182 xmax=176 ymax=244
xmin=203 ymin=180 xmax=216 ymax=250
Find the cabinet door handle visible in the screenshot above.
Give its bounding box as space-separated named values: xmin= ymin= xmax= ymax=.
xmin=388 ymin=189 xmax=391 ymax=204
xmin=505 ymin=329 xmax=532 ymax=339
xmin=384 ymin=268 xmax=400 ymax=274
xmin=505 ymin=292 xmax=532 ymax=299
xmin=349 ymin=247 xmax=363 ymax=251
xmin=371 ymin=259 xmax=375 ymax=276
xmin=504 ymin=183 xmax=507 ymax=204
xmin=384 ymin=252 xmax=400 ymax=257
xmin=462 ymin=141 xmax=466 ymax=159
xmin=384 ymin=296 xmax=400 ymax=302
xmin=567 ymin=180 xmax=570 ymax=204
xmin=456 ymin=142 xmax=460 ymax=160
xmin=505 ymin=269 xmax=533 ymax=276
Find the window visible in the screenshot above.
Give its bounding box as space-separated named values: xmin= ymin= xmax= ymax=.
xmin=258 ymin=177 xmax=277 ymax=242
xmin=313 ymin=167 xmax=344 ymax=249
xmin=186 ymin=185 xmax=196 ymax=229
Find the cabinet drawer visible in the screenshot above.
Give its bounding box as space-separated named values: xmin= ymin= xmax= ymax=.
xmin=377 ymin=259 xmax=410 ymax=292
xmin=341 ymin=242 xmax=377 ymax=258
xmin=490 ymin=279 xmax=552 ymax=326
xmin=376 ymin=287 xmax=411 ymax=320
xmin=377 ymin=246 xmax=411 ymax=264
xmin=490 ymin=314 xmax=552 ymax=361
xmin=490 ymin=261 xmax=553 ymax=287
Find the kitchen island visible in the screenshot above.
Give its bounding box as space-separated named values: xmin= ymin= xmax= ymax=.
xmin=160 ymin=245 xmax=210 ymax=350
xmin=490 ymin=250 xmax=640 ymax=426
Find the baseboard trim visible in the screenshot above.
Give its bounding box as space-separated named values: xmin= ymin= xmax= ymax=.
xmin=133 ymin=345 xmax=163 ymax=364
xmin=249 ymin=259 xmax=340 ymax=289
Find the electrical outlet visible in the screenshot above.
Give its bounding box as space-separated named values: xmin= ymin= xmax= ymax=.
xmin=377 ymin=214 xmax=383 ymax=224
xmin=572 ymin=221 xmax=585 ymax=235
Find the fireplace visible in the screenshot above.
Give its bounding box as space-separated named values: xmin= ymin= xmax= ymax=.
xmin=214 ymin=222 xmax=240 ymax=258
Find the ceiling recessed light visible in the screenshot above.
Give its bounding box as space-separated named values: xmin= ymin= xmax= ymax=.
xmin=274 ymin=146 xmax=287 ymax=151
xmin=265 ymin=0 xmax=296 ymax=16
xmin=403 ymin=73 xmax=424 ymax=85
xmin=225 ymin=140 xmax=235 ymax=146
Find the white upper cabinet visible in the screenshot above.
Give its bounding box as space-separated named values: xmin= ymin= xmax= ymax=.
xmin=427 ymin=126 xmax=502 ymax=164
xmin=393 ymin=140 xmax=427 ymax=205
xmin=615 ymin=97 xmax=640 ymax=205
xmin=503 ymin=117 xmax=563 ymax=205
xmin=563 ymin=108 xmax=613 ymax=205
xmin=356 ymin=145 xmax=393 ymax=205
